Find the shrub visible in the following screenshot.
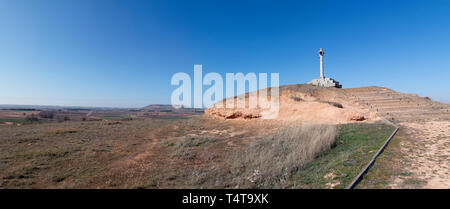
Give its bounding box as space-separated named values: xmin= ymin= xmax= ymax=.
xmin=38 ymin=110 xmax=55 ymax=119
xmin=291 ymin=96 xmax=302 ymax=102
xmin=56 ymin=115 xmax=70 ymax=122
xmin=25 ymin=114 xmax=39 ymax=121
xmin=322 ymin=101 xmax=343 ymax=108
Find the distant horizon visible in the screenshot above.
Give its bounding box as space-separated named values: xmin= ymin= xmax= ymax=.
xmin=1 ymin=83 xmax=449 ymax=109
xmin=1 ymin=0 xmax=450 ymax=107
xmin=0 ymin=103 xmax=205 ymax=109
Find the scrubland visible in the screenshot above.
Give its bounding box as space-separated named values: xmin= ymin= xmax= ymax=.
xmin=0 ymin=115 xmax=393 ymax=189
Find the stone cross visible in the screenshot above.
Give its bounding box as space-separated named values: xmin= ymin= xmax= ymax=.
xmin=307 ymin=48 xmax=342 ymax=88
xmin=319 ymin=48 xmax=324 ymax=78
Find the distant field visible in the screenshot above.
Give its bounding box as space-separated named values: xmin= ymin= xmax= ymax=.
xmin=0 ymin=114 xmax=394 ymax=189
xmin=0 ymin=107 xmax=202 ymax=124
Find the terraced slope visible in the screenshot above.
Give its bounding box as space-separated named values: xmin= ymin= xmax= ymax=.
xmin=344 ymin=86 xmax=450 ymax=122
xmin=344 ymin=86 xmax=450 ymax=188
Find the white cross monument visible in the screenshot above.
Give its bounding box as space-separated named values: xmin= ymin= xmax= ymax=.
xmin=308 ymin=48 xmax=342 ymax=88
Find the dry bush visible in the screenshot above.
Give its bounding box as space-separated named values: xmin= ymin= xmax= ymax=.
xmin=38 ymin=110 xmax=55 ymax=119
xmin=186 ymin=123 xmax=338 ymax=188
xmin=291 ymin=96 xmax=302 ymax=102
xmin=25 ymin=113 xmax=39 ymax=121
xmin=45 ymin=127 xmax=77 ymax=135
xmin=169 ymin=137 xmax=215 ymax=160
xmin=321 ymin=101 xmax=343 ymax=108
xmin=229 ymin=124 xmax=337 ymax=188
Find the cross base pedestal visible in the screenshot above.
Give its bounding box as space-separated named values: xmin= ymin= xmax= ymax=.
xmin=308 ymin=77 xmax=342 ymax=88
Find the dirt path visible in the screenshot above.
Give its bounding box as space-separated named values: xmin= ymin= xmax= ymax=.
xmin=387 ymin=121 xmax=450 ymax=188
xmin=343 ymin=87 xmax=450 ymax=188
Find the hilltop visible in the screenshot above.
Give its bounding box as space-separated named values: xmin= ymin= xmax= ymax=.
xmin=206 ymin=84 xmax=450 ymax=123
xmin=206 ymin=84 xmax=450 ymax=188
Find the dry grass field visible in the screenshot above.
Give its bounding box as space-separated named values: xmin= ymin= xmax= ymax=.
xmin=0 ymin=113 xmax=394 ymax=189
xmin=0 ymin=115 xmax=274 ymax=188
xmin=1 ymin=85 xmax=447 ymax=189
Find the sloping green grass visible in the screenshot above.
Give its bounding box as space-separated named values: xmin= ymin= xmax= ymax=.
xmin=0 ymin=118 xmax=33 ymax=124
xmin=291 ymin=123 xmax=395 ymax=189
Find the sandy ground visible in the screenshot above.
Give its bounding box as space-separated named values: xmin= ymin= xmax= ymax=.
xmin=3 ymin=85 xmax=447 ymax=188
xmin=206 ymin=84 xmax=450 ymax=188
xmin=390 ymin=121 xmax=450 ymax=188
xmin=205 ymin=85 xmax=378 ymax=124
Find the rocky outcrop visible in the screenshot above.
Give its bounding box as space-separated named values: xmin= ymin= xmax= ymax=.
xmin=205 ymin=84 xmax=377 ymax=124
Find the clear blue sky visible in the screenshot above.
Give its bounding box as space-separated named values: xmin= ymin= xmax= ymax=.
xmin=1 ymin=0 xmax=449 ymax=107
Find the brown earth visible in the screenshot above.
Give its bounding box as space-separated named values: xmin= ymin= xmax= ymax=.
xmin=206 ymin=84 xmax=450 ymax=188
xmin=0 ymin=116 xmax=284 ymax=188
xmin=206 ymin=84 xmax=380 ymax=124
xmin=343 ymin=86 xmax=449 ymax=188
xmin=1 ymin=84 xmax=449 ymax=188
